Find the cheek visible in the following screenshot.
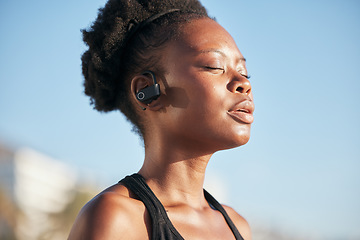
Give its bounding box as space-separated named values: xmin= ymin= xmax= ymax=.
xmin=166 ymin=71 xmax=219 ymax=109
xmin=164 ymin=74 xmax=223 ymax=127
xmin=182 ymin=78 xmax=228 ymax=129
xmin=184 ymin=73 xmax=225 ymax=108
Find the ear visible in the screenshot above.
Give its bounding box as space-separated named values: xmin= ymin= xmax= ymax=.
xmin=130 ymin=73 xmax=164 ymax=111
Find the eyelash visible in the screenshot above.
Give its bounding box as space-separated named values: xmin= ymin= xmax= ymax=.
xmin=205 ymin=67 xmax=251 ymax=79
xmin=241 ymin=74 xmax=251 ymax=79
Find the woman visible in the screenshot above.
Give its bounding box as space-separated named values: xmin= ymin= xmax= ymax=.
xmin=69 ymin=0 xmax=253 ymax=239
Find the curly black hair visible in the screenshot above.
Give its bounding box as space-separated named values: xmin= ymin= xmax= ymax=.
xmin=82 ymin=0 xmax=209 ymax=138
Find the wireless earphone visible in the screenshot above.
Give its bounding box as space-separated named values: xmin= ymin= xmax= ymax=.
xmin=136 ymin=70 xmax=160 ymax=104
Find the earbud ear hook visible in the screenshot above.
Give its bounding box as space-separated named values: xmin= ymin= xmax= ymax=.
xmin=135 ymin=70 xmax=161 ymax=106
xmin=142 ymin=70 xmax=158 ymax=84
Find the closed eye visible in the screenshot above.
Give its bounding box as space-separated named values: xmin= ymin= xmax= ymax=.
xmin=204 ymin=66 xmax=224 ymax=73
xmin=205 ymin=66 xmax=223 ymax=70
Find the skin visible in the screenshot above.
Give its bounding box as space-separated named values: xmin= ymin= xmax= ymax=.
xmin=68 ymin=17 xmax=253 ymax=240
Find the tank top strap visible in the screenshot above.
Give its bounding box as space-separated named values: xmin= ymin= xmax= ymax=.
xmin=120 ymin=174 xmax=244 ymax=240
xmin=204 ymin=190 xmax=244 ymax=240
xmin=120 ymin=174 xmax=184 ymax=240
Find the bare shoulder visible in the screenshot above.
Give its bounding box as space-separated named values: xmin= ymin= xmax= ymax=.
xmin=68 ymin=184 xmax=149 ymax=240
xmin=223 ymin=205 xmax=252 ymax=240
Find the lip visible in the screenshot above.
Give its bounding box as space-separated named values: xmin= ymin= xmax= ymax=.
xmin=227 ymin=100 xmax=254 ymax=124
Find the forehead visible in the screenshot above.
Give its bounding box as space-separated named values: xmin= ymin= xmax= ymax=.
xmin=174 ymin=18 xmax=243 ymax=58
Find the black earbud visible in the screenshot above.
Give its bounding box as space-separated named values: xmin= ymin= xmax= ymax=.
xmin=136 ymin=70 xmax=160 ymax=104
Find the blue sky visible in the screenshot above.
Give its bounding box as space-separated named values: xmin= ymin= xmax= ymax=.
xmin=1 ymin=0 xmax=359 ymax=239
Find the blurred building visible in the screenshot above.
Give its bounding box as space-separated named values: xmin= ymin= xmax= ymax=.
xmin=0 ymin=144 xmax=77 ymax=240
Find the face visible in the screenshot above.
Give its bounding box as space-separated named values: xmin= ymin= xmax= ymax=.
xmin=156 ymin=18 xmax=254 ymax=152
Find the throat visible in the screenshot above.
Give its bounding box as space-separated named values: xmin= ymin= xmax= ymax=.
xmin=138 ymin=157 xmax=211 ymax=210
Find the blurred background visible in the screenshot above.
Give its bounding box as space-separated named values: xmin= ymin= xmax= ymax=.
xmin=0 ymin=0 xmax=359 ymax=239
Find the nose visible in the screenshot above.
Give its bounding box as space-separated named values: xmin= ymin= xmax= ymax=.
xmin=227 ymin=73 xmax=252 ymax=95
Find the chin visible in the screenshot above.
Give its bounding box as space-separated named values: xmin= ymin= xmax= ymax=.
xmin=233 ymin=125 xmax=251 ymax=143
xmin=239 ymin=135 xmax=251 ymax=146
xmin=234 ymin=135 xmax=251 ymax=148
xmin=231 ymin=127 xmax=252 ymax=147
xmin=216 ymin=133 xmax=251 ymax=152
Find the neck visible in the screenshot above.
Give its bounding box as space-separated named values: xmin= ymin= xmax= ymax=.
xmin=138 ymin=139 xmax=214 ymax=210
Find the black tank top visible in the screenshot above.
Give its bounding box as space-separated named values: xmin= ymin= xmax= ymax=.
xmin=120 ymin=174 xmax=244 ymax=240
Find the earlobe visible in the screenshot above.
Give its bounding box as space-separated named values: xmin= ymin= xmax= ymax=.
xmin=145 ymin=95 xmax=164 ymax=111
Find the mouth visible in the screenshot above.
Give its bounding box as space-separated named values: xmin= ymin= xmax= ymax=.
xmin=236 ymin=109 xmax=250 ymax=113
xmin=227 ymin=101 xmax=254 ymax=124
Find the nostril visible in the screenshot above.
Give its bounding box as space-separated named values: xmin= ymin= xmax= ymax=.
xmin=236 ymin=87 xmax=243 ymax=92
xmin=235 ymin=86 xmax=251 ymax=95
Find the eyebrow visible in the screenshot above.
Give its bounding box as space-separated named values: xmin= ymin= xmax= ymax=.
xmin=198 ymin=48 xmax=246 ymax=62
